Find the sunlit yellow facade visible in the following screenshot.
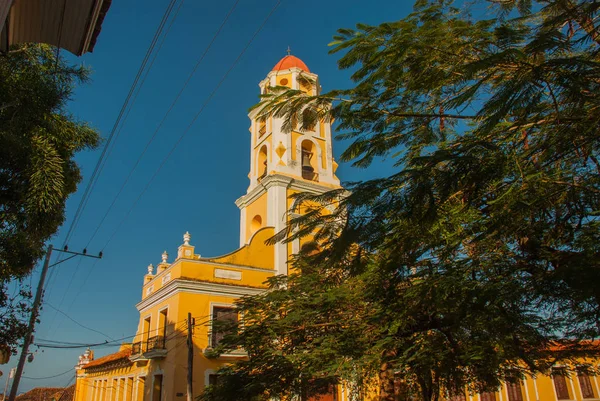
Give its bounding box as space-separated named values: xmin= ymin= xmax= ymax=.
xmin=73 ymin=54 xmax=342 ymax=401
xmin=71 ymin=54 xmax=599 ymax=401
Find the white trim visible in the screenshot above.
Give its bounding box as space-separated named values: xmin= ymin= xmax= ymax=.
xmin=532 ymin=377 xmax=540 ymax=401
xmin=571 ymin=374 xmax=579 ymax=401
xmin=158 ymin=306 xmax=169 ymax=339
xmin=137 ymin=279 xmax=264 ymax=313
xmin=593 ymin=374 xmax=600 ymax=399
xmin=205 ymin=369 xmax=217 ymax=386
xmin=523 ymin=377 xmax=531 ymax=401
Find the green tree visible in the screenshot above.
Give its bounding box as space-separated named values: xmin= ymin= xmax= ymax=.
xmin=0 ymin=44 xmax=100 ymax=349
xmin=203 ymin=0 xmax=600 ymax=400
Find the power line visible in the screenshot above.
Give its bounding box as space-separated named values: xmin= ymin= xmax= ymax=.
xmin=41 ymin=0 xmax=183 ymax=336
xmin=46 ymin=0 xmax=242 ymax=338
xmin=62 ymin=0 xmax=180 ymax=246
xmin=34 ymin=318 xmax=192 ymax=349
xmin=23 ymin=367 xmax=74 ymax=380
xmin=43 ymin=302 xmax=114 ymax=341
xmin=102 ymin=0 xmax=283 ymax=251
xmin=84 ymin=0 xmax=241 ymax=249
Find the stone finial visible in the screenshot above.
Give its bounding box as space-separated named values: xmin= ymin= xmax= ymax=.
xmin=183 ymin=231 xmax=191 ymax=246
xmin=161 ymin=251 xmax=168 ymax=264
xmin=147 ymin=264 xmax=154 ymax=275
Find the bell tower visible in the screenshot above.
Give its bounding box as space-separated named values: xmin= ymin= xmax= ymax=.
xmin=235 ymin=53 xmax=341 ymax=275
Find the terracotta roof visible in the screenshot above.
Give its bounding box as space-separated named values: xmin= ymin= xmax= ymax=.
xmin=14 ymin=387 xmax=62 ymax=401
xmin=50 ymin=385 xmax=75 ymax=401
xmin=82 ymin=348 xmax=131 ymax=369
xmin=272 ymin=55 xmax=310 ymax=73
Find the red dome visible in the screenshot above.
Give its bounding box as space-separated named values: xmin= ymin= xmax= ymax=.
xmin=272 ymin=55 xmax=310 ymax=72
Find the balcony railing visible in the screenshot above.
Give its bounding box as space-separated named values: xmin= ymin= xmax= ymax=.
xmin=130 ymin=336 xmax=167 ymax=361
xmin=146 ymin=335 xmax=165 ymax=351
xmin=131 ymin=341 xmax=144 ymax=355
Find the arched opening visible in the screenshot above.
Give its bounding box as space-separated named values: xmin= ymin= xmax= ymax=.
xmin=251 ymin=215 xmax=263 ymax=233
xmin=301 ymin=140 xmax=318 ymax=181
xmin=258 ymin=145 xmax=268 ymax=180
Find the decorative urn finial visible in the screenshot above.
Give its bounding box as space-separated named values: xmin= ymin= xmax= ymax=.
xmin=147 ymin=264 xmax=154 ymax=275
xmin=162 ymin=251 xmax=168 ymax=264
xmin=183 ymin=231 xmax=191 ymax=246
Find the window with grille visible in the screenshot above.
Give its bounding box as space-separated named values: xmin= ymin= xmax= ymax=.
xmin=449 ymin=391 xmax=467 ymax=401
xmin=211 ymin=306 xmax=238 ymax=347
xmin=578 ymin=370 xmax=595 ymax=399
xmin=506 ymin=381 xmax=523 ymax=401
xmin=553 ymin=369 xmax=571 ymax=400
xmin=480 ymin=392 xmax=496 ymax=401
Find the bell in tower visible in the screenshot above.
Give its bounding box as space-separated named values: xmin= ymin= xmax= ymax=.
xmin=301 ymin=149 xmax=314 ymax=180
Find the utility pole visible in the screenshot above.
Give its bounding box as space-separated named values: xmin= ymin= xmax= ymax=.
xmin=187 ymin=312 xmax=194 ymax=401
xmin=8 ymin=245 xmax=53 ymax=401
xmin=8 ymin=245 xmax=102 ymax=401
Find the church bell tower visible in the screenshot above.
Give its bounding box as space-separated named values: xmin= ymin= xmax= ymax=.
xmin=235 ymin=53 xmax=341 ymax=275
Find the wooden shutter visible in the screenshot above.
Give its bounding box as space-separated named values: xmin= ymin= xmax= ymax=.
xmin=480 ymin=392 xmax=496 ymax=401
xmin=211 ymin=307 xmax=238 ymax=347
xmin=506 ymin=381 xmax=523 ymax=401
xmin=578 ymin=372 xmax=595 ymax=399
xmin=553 ymin=370 xmax=571 ymax=400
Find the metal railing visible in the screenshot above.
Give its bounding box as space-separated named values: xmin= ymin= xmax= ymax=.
xmin=146 ymin=335 xmax=165 ymax=351
xmin=131 ymin=341 xmax=143 ymax=355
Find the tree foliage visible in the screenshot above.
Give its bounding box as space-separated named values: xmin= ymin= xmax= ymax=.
xmin=204 ymin=1 xmax=600 ymax=400
xmin=0 ymin=44 xmax=100 ymax=349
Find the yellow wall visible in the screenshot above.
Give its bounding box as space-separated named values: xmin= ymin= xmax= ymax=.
xmin=241 ymin=192 xmax=268 ymax=244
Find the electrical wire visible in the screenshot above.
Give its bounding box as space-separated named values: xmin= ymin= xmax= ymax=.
xmin=84 ymin=0 xmax=241 ymax=249
xmin=41 ymin=0 xmax=182 ymax=335
xmin=43 ymin=302 xmax=114 ymax=341
xmin=101 ymin=0 xmax=283 ymax=251
xmin=23 ymin=367 xmax=74 ymax=380
xmin=46 ymin=0 xmax=239 ymax=337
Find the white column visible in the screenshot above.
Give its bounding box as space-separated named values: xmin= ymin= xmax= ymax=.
xmin=532 ymin=377 xmax=540 ymax=401
xmin=569 ymin=374 xmax=579 ymax=401
xmin=239 ymin=207 xmax=247 ymax=246
xmin=267 ymin=183 xmax=289 ymax=276
xmin=522 ymin=378 xmax=531 ymax=401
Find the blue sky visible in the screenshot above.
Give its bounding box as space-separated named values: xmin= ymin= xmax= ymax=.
xmin=6 ymin=0 xmax=416 ymax=392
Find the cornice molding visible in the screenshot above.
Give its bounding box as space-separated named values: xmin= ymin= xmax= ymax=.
xmin=136 ymin=279 xmax=265 ymax=313
xmin=237 ymin=174 xmax=337 ymax=209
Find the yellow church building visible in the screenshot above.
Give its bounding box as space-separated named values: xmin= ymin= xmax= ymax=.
xmin=73 ymin=54 xmax=341 ymax=401
xmin=72 ymin=55 xmax=600 ymax=401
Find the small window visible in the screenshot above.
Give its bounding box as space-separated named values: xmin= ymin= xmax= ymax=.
xmin=553 ymin=368 xmax=571 ymax=400
xmin=146 ymin=286 xmax=153 ymax=295
xmin=578 ymin=369 xmax=595 ymax=399
xmin=208 ymin=374 xmax=220 ymax=386
xmin=211 ymin=306 xmax=238 ymax=347
xmin=161 ymin=273 xmax=171 ymax=285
